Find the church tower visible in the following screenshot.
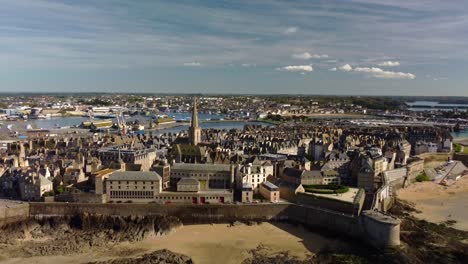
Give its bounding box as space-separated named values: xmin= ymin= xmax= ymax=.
xmin=189 ymin=97 xmax=202 ymax=145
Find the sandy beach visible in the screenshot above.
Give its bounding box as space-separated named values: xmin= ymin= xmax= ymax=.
xmin=398 ymin=176 xmax=468 ymax=231
xmin=0 ymin=223 xmax=352 ymax=264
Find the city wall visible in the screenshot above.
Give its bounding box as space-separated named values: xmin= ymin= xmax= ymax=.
xmin=28 ymin=202 xmax=400 ymax=249
xmin=454 ymin=153 xmax=468 ymax=167
xmin=0 ymin=203 xmax=29 ymax=227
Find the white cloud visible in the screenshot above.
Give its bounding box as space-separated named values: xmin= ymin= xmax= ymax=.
xmin=354 ymin=67 xmax=415 ymax=79
xmin=276 ymin=65 xmax=313 ymax=72
xmin=378 ymin=61 xmax=400 ymax=67
xmin=183 ymin=62 xmax=202 ymax=67
xmin=292 ymin=52 xmax=329 ymax=59
xmin=339 ymin=64 xmax=353 ymax=72
xmin=283 ymin=27 xmax=298 ymax=34
xmin=329 ymin=67 xmax=337 ymax=71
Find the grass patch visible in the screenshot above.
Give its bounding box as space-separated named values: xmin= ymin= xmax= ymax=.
xmin=454 ymin=143 xmax=468 ymax=154
xmin=415 ymin=171 xmax=431 ymax=182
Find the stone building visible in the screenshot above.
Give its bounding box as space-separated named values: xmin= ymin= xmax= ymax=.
xmin=259 ymin=181 xmax=280 ymax=202
xmin=151 ymin=160 xmax=171 ymax=189
xmin=106 ymin=171 xmax=162 ymax=203
xmin=235 ymin=162 xmax=274 ymax=192
xmin=170 ymin=163 xmax=235 ymax=190
xmin=414 ymin=141 xmax=438 ymax=155
xmin=241 ymin=183 xmax=253 ymax=203
xmin=177 ymin=177 xmax=200 ymax=192
xmin=357 ymin=154 xmax=386 ymax=193
xmin=98 ymin=145 xmax=156 ymax=171
xmin=19 ymin=174 xmax=53 ymax=201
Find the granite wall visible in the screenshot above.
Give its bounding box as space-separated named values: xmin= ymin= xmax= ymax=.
xmin=28 ymin=202 xmax=400 ymax=249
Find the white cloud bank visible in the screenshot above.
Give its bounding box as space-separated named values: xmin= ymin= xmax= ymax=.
xmin=183 ymin=62 xmax=201 ymax=67
xmin=378 ymin=61 xmax=400 ymax=67
xmin=292 ymin=52 xmax=329 ymax=59
xmin=277 ymin=65 xmax=313 ymax=72
xmin=354 ymin=67 xmax=415 ymax=79
xmin=339 ymin=64 xmax=353 ymax=72
xmin=283 ymin=27 xmax=298 ymax=34
xmin=330 ymin=64 xmax=415 ymax=79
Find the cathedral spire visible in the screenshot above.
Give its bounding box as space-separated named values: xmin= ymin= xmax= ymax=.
xmin=189 ymin=97 xmax=201 ymax=145
xmin=191 ymin=97 xmax=199 ymax=128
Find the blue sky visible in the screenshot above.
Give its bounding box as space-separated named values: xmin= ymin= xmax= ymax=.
xmin=0 ymin=0 xmax=467 ymax=95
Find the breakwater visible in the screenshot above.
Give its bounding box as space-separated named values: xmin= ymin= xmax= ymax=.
xmin=24 ymin=202 xmax=400 ymax=249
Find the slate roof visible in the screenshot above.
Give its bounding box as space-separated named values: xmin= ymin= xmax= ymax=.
xmin=171 ymin=163 xmax=232 ymax=172
xmin=109 ymin=171 xmax=161 ymax=181
xmin=261 ymin=181 xmax=279 ymax=191
xmin=177 ymin=177 xmax=200 ymax=185
xmin=283 ymin=167 xmax=302 ymax=178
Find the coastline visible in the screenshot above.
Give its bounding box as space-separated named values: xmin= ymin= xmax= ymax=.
xmin=397 ymin=176 xmax=468 ymax=231
xmin=0 ymin=223 xmax=351 ymax=264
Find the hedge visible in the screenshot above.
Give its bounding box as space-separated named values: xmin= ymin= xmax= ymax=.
xmin=303 ymin=184 xmax=349 ymax=194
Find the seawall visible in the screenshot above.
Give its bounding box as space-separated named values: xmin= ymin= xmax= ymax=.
xmin=454 ymin=153 xmax=468 ymax=167
xmin=0 ymin=202 xmax=29 ymax=227
xmin=27 ymin=202 xmax=400 ymax=249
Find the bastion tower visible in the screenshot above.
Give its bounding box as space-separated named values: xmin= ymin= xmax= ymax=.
xmin=189 ymin=97 xmax=202 ymax=145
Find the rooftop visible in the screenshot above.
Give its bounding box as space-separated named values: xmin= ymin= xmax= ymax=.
xmin=177 ymin=177 xmax=200 ymax=185
xmin=93 ymin=168 xmax=116 ymax=178
xmin=172 ymin=163 xmax=232 ymax=172
xmin=109 ymin=171 xmax=161 ymax=181
xmin=261 ymin=181 xmax=279 ymax=191
xmin=301 ymin=187 xmax=362 ymax=204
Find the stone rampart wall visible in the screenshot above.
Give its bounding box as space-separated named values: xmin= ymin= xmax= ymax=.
xmin=28 ymin=202 xmax=399 ymax=249
xmin=0 ymin=203 xmax=29 ymax=227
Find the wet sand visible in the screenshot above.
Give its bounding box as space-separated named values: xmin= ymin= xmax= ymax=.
xmin=0 ymin=223 xmax=351 ymax=264
xmin=398 ymin=176 xmax=468 ymax=231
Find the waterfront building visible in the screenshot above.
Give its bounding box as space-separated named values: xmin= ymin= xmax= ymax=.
xmin=19 ymin=174 xmax=53 ymax=201
xmin=106 ymin=171 xmax=162 ymax=203
xmin=170 ymin=163 xmax=235 ymax=190
xmin=259 ymin=181 xmax=280 ymax=202
xmin=177 ymin=177 xmax=200 ymax=192
xmin=241 ymin=183 xmax=253 ymax=203
xmin=235 ymin=162 xmax=273 ymax=192
xmin=357 ymin=154 xmax=385 ymax=192
xmin=154 ymin=189 xmax=233 ymax=204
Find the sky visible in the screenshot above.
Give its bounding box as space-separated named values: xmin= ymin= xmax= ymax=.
xmin=0 ymin=0 xmax=467 ymax=96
